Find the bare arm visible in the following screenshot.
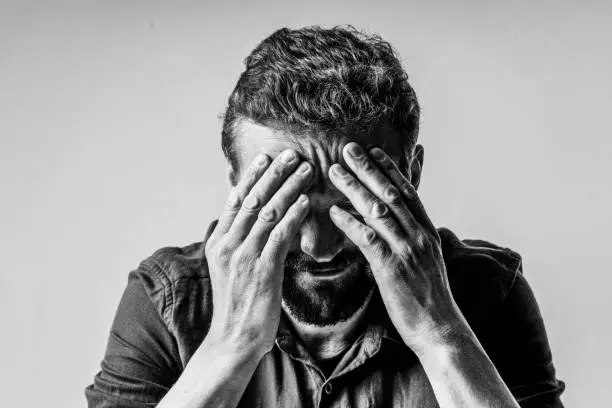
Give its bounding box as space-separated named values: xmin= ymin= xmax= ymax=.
xmin=155 ymin=149 xmax=312 ymax=408
xmin=87 ymin=149 xmax=313 ymax=408
xmin=329 ymin=142 xmax=521 ymax=408
xmin=156 ymin=335 xmax=264 ymax=408
xmin=414 ymin=321 xmax=520 ymax=408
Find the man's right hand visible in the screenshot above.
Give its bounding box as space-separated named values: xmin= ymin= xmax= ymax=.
xmin=204 ymin=149 xmax=312 ymax=357
xmin=157 ymin=150 xmax=311 ymax=408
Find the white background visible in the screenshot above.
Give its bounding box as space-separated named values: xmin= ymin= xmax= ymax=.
xmin=1 ymin=1 xmax=610 ymax=406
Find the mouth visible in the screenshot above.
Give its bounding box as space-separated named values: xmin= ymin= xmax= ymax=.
xmin=286 ymin=250 xmax=363 ymax=280
xmin=307 ymin=261 xmax=356 ymax=279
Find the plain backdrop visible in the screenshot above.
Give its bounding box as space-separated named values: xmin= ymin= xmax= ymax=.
xmin=1 ymin=1 xmax=610 ymax=407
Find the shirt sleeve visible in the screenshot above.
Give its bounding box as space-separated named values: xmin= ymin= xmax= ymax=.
xmin=85 ymin=271 xmax=183 ymax=408
xmin=480 ymin=272 xmax=566 ymax=408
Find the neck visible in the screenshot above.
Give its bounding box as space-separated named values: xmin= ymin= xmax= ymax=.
xmin=281 ymin=289 xmax=375 ymax=360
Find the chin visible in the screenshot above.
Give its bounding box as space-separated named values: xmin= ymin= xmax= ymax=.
xmin=282 ymin=257 xmax=375 ymax=326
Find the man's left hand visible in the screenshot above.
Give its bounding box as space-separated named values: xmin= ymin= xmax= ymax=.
xmin=328 ymin=142 xmax=468 ymax=355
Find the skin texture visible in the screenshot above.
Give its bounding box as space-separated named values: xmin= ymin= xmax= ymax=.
xmin=328 ymin=142 xmax=456 ymax=351
xmin=158 ymin=120 xmax=521 ymax=408
xmin=231 ymin=119 xmax=422 ymax=338
xmin=327 ymin=142 xmax=520 ymax=408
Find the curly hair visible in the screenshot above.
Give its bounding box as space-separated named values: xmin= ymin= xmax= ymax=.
xmin=221 ymin=25 xmax=420 ymax=172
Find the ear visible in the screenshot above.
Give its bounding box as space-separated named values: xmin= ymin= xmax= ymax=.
xmin=409 ymin=144 xmax=424 ymax=190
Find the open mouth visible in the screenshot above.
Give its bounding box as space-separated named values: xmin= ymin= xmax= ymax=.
xmin=308 ymin=260 xmax=356 ymax=278
xmin=286 ymin=250 xmax=362 ymax=279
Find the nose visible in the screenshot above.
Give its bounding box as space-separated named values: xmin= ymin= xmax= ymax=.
xmin=298 ymin=210 xmax=346 ymax=262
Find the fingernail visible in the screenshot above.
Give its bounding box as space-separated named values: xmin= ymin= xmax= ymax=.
xmin=331 ymin=164 xmax=347 ymax=177
xmin=369 ymin=148 xmax=384 ymax=160
xmin=329 ymin=205 xmax=341 ymax=216
xmin=297 ymin=162 xmax=311 ymax=174
xmin=347 ymin=143 xmax=363 ymax=158
xmin=255 ymin=154 xmax=268 ymax=166
xmin=280 ymin=149 xmax=297 ymax=164
xmin=298 ymin=194 xmax=309 ymax=204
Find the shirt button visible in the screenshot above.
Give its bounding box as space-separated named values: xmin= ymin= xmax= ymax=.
xmin=323 ymin=383 xmax=333 ymax=394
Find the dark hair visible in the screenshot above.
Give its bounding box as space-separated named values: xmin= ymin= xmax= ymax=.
xmin=221 ymin=25 xmax=420 ymax=173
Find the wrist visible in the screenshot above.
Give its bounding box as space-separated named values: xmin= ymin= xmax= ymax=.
xmin=410 ymin=320 xmax=478 ymax=361
xmin=161 ymin=327 xmax=266 ymax=408
xmin=403 ymin=307 xmax=477 ymax=359
xmin=199 ymin=328 xmax=271 ymax=364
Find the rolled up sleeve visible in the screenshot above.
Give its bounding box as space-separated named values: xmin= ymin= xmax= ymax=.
xmin=85 ymin=271 xmax=182 ymax=407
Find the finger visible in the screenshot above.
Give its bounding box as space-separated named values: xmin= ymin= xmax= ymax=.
xmin=369 ymin=147 xmax=438 ymax=238
xmin=246 ymin=161 xmax=313 ymax=251
xmin=342 ymin=142 xmax=418 ymax=234
xmin=328 ymin=162 xmax=408 ymax=251
xmin=215 ymin=153 xmax=270 ymax=236
xmin=328 ymin=204 xmax=389 ymax=268
xmin=227 ymin=149 xmax=301 ymax=242
xmin=260 ymin=194 xmax=310 ymax=262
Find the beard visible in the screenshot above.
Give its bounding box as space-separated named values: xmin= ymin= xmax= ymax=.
xmin=282 ymin=248 xmax=375 ymax=326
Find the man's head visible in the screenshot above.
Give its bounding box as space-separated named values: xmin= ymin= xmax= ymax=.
xmin=221 ymin=26 xmax=424 ymax=326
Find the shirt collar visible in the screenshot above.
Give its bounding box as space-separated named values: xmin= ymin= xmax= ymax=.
xmin=275 ymin=289 xmax=405 ymax=375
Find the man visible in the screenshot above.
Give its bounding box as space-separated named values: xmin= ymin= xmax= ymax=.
xmin=86 ymin=26 xmax=565 ymax=407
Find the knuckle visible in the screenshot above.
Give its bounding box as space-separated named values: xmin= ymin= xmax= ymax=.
xmin=416 ymin=231 xmax=435 ymax=251
xmin=415 ymin=230 xmax=427 ymax=247
xmin=362 ymin=226 xmax=377 ymax=245
xmin=219 ymin=245 xmax=234 ymax=261
xmin=370 ymin=200 xmax=389 ymax=218
xmin=234 ymin=246 xmax=255 ymax=264
xmin=383 ymin=185 xmax=401 ymax=204
xmin=400 ymin=181 xmax=416 ymax=197
xmin=399 ymin=242 xmax=414 ymax=257
xmin=258 ymin=205 xmax=278 ymax=223
xmin=268 ymin=227 xmax=287 ymax=243
xmin=242 ymin=194 xmax=261 ymax=211
xmin=204 ymin=240 xmax=215 ymax=257
xmin=209 ymin=241 xmax=232 ymax=262
xmin=226 ymin=190 xmax=242 ymax=209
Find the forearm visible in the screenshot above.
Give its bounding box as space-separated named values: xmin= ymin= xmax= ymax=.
xmin=157 ymin=336 xmax=265 ymax=408
xmin=415 ymin=324 xmax=520 ymax=408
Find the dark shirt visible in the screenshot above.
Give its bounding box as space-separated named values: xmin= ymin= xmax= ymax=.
xmin=85 ymin=224 xmax=565 ymax=407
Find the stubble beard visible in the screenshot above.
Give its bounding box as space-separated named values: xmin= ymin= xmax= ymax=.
xmin=282 ymin=249 xmax=375 ymax=326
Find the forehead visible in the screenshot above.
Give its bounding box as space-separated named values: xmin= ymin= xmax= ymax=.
xmin=233 ymin=119 xmax=404 ymax=173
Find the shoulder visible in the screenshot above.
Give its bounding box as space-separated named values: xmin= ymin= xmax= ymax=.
xmin=126 ymin=222 xmax=217 ymax=364
xmin=437 ymin=227 xmax=523 ymax=325
xmin=130 ymin=239 xmax=211 ymax=322
xmin=438 ymin=228 xmax=565 ymax=401
xmin=132 ymin=220 xmax=216 ymax=302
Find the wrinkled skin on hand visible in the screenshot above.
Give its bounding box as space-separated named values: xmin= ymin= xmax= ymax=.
xmin=204 ymin=149 xmax=313 ymax=355
xmin=328 ymin=142 xmax=465 ymax=353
